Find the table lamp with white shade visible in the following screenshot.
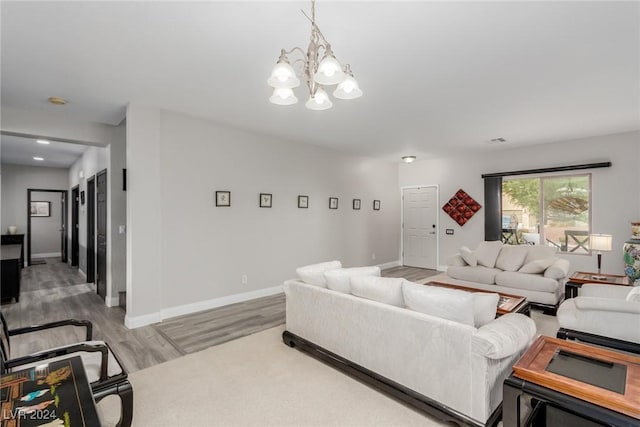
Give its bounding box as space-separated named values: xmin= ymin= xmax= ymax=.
xmin=590 ymin=234 xmax=612 ymax=280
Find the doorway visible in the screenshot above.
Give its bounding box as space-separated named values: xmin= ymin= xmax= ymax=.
xmin=27 ymin=189 xmax=68 ymax=266
xmin=86 ymin=176 xmax=96 ymax=283
xmin=71 ymin=186 xmax=79 ymax=267
xmin=402 ymin=186 xmax=438 ymax=269
xmin=96 ymin=169 xmax=107 ymax=300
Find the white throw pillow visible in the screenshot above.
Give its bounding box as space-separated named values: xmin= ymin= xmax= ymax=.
xmin=460 ymin=246 xmax=477 ymax=266
xmin=350 ymin=276 xmax=405 ymax=307
xmin=296 ymin=260 xmax=342 ymax=287
xmin=473 ymin=293 xmax=500 ymax=327
xmin=324 ymin=266 xmax=381 ymax=294
xmin=626 ymin=286 xmax=640 ymax=302
xmin=518 ymin=258 xmax=556 ymax=274
xmin=543 ymin=258 xmax=570 ymax=280
xmin=524 ymin=245 xmax=558 ymax=264
xmin=495 ymin=245 xmax=529 ymax=272
xmin=402 ymin=282 xmax=475 ymax=326
xmin=475 ymin=241 xmax=504 ymax=268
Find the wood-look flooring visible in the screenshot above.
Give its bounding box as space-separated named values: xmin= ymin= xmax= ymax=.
xmin=2 ymin=259 xmax=438 ymax=372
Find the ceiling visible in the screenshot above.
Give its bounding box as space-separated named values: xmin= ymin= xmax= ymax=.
xmin=1 ymin=1 xmax=638 ymax=161
xmin=1 ymin=135 xmax=87 ymax=168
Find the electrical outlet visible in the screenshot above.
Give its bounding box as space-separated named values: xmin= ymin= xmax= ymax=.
xmin=371 ymin=253 xmax=376 ymax=260
xmin=446 ymin=229 xmax=454 ymax=235
xmin=241 ymin=274 xmax=248 ymax=285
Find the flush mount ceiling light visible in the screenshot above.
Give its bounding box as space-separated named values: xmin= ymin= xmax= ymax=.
xmin=267 ymin=0 xmax=362 ymax=110
xmin=33 ymin=157 xmax=44 ymax=161
xmin=36 ymin=139 xmax=50 ymax=145
xmin=402 ymin=156 xmax=417 ymax=163
xmin=47 ymin=97 xmax=67 ymax=105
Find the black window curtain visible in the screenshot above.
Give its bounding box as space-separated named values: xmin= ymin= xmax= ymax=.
xmin=484 ymin=176 xmax=502 ymax=241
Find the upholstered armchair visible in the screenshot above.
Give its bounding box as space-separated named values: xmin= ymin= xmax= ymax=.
xmin=557 ymin=284 xmax=640 ymax=353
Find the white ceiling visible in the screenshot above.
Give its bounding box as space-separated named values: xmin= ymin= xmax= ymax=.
xmin=1 ymin=1 xmax=638 ymax=161
xmin=1 ymin=134 xmax=87 ymax=168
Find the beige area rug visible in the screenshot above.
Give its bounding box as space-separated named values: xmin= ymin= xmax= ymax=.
xmin=99 ymin=325 xmax=443 ymax=427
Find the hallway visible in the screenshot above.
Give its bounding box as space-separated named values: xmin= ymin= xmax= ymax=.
xmin=2 ymin=258 xmax=182 ymax=372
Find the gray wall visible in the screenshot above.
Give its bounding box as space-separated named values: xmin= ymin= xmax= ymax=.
xmin=1 ymin=164 xmax=69 ymax=259
xmin=125 ymin=104 xmax=401 ymax=326
xmin=399 ymin=130 xmax=640 ymax=273
xmin=30 ymin=191 xmax=62 ymax=255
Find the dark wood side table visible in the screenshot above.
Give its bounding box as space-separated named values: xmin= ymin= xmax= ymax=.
xmin=1 ymin=234 xmax=24 ymax=268
xmin=503 ymin=335 xmax=640 ymax=427
xmin=1 ymin=244 xmax=22 ymax=303
xmin=1 ymin=355 xmax=100 ymax=427
xmin=565 ymin=271 xmax=629 ymax=299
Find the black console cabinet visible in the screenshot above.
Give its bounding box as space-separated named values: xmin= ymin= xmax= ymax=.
xmin=1 ymin=234 xmax=24 ymax=268
xmin=1 ymin=244 xmax=22 ymax=302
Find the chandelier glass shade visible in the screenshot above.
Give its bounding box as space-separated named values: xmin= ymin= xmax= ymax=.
xmin=267 ymin=0 xmax=362 ymax=110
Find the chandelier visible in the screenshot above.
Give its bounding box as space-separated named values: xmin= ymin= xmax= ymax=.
xmin=267 ymin=0 xmax=362 ymax=110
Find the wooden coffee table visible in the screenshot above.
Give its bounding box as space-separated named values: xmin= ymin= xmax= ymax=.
xmin=503 ymin=335 xmax=640 ymax=426
xmin=565 ymin=271 xmax=629 ymax=299
xmin=427 ymin=281 xmax=530 ymax=316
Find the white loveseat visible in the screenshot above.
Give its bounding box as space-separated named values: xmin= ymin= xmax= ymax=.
xmin=283 ymin=268 xmax=536 ymax=426
xmin=429 ymin=241 xmax=570 ymax=314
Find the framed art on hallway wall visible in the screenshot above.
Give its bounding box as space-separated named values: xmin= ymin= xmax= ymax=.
xmin=329 ymin=197 xmax=339 ymax=209
xmin=30 ymin=201 xmax=50 ymax=217
xmin=298 ymin=195 xmax=308 ymax=208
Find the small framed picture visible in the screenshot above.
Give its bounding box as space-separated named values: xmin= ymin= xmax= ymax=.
xmin=353 ymin=199 xmax=361 ymax=210
xmin=30 ymin=201 xmax=50 ymax=217
xmin=216 ymin=191 xmax=231 ymax=207
xmin=298 ymin=195 xmax=309 ymax=209
xmin=329 ymin=197 xmax=339 ymax=209
xmin=260 ymin=193 xmax=272 ymax=208
xmin=80 ymin=191 xmax=85 ymax=205
xmin=373 ymin=200 xmax=381 ymax=210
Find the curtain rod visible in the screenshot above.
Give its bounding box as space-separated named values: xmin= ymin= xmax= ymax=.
xmin=481 ymin=162 xmax=611 ymax=179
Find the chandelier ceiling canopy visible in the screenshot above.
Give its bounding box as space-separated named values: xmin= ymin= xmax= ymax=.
xmin=267 ymin=0 xmax=362 ymax=111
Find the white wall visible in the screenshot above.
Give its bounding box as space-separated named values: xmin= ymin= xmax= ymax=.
xmin=125 ymin=104 xmax=401 ymax=327
xmin=0 ymin=164 xmax=69 ymax=259
xmin=109 ymin=120 xmax=127 ymax=303
xmin=30 ymin=191 xmax=62 ymax=256
xmin=399 ymin=131 xmax=640 ymax=274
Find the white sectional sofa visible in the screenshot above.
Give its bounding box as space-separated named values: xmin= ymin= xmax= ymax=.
xmin=428 ymin=241 xmax=570 ymax=314
xmin=283 ymin=266 xmax=536 ymax=427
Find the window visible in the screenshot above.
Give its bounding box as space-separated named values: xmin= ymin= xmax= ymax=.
xmin=501 ymin=174 xmax=591 ymax=253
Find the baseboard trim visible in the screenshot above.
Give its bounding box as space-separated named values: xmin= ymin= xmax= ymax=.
xmin=105 ymin=296 xmax=119 ymax=308
xmin=125 ymin=312 xmax=162 ymax=329
xmin=161 ymin=285 xmax=284 ymax=320
xmin=32 ymin=252 xmax=61 ymax=258
xmin=377 ymin=260 xmax=401 ymax=270
xmin=78 ymin=269 xmax=87 ymax=279
xmin=124 ymin=285 xmax=284 ymax=329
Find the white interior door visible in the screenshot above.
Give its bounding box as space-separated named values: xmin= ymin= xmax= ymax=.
xmin=402 ymin=186 xmax=438 ymax=269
